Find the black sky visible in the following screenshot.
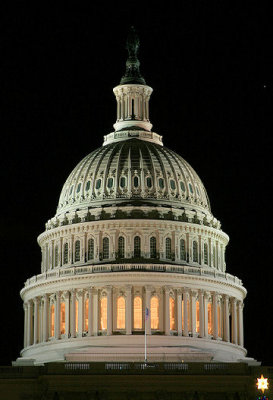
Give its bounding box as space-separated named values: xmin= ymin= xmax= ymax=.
xmin=0 ymin=3 xmax=272 ymax=365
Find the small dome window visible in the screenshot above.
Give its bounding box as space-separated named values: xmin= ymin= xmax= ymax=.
xmin=69 ymin=185 xmax=74 ymax=195
xmin=189 ymin=183 xmax=193 ymax=194
xmin=76 ymin=183 xmax=81 ymax=193
xmin=180 ymin=181 xmax=185 ymax=192
xmin=146 ymin=177 xmax=152 ymax=188
xmin=107 ymin=178 xmax=114 ymax=189
xmin=85 ymin=181 xmax=91 ymax=191
xmin=133 ymin=176 xmax=139 ymax=188
xmin=158 ymin=178 xmax=164 ymax=189
xmin=196 ymin=186 xmax=200 ymax=196
xmin=170 ymin=179 xmax=176 ymax=190
xmin=95 ymin=179 xmax=102 ymax=190
xmin=120 ymin=176 xmax=126 ymax=188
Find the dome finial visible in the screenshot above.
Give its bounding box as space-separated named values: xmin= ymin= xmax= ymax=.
xmin=120 ymin=26 xmax=146 ymax=85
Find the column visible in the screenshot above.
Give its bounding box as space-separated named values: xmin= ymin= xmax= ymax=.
xmin=231 ymin=297 xmax=238 ymax=345
xmin=33 ymin=297 xmax=39 ymax=344
xmin=43 ymin=294 xmax=49 ymax=342
xmin=191 ymin=290 xmax=197 ymax=336
xmin=54 ymin=292 xmax=61 ymax=340
xmin=198 ymin=290 xmax=204 ymax=338
xmin=164 ymin=287 xmax=170 ymax=335
xmin=87 ymin=288 xmax=93 ymax=337
xmin=204 ymin=292 xmax=209 ymax=338
xmin=27 ymin=300 xmax=33 ymax=347
xmin=106 ymin=286 xmax=113 ymax=336
xmin=238 ymin=301 xmax=244 ymax=346
xmin=182 ymin=289 xmax=189 ymax=337
xmin=71 ymin=290 xmax=76 ymax=338
xmin=212 ymin=292 xmax=218 ymax=340
xmin=93 ymin=289 xmax=98 ymax=336
xmin=223 ymin=295 xmax=230 ymax=342
xmin=125 ymin=286 xmax=132 ymax=335
xmin=23 ymin=303 xmax=28 ymax=348
xmin=77 ymin=290 xmax=84 ymax=337
xmin=177 ymin=290 xmax=182 ymax=336
xmin=145 ymin=286 xmax=151 ymax=335
xmin=64 ymin=291 xmax=70 ymax=339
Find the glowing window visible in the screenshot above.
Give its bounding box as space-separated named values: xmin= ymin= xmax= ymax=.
xmin=75 ymin=240 xmax=80 ymax=262
xmin=118 ymin=236 xmax=125 ymax=258
xmin=150 ymin=236 xmax=156 ymax=258
xmin=134 ymin=296 xmax=142 ymax=329
xmin=134 ymin=236 xmax=141 ymax=258
xmin=180 ymin=239 xmax=186 ymax=261
xmin=170 ymin=179 xmax=176 ymax=190
xmin=169 ymin=297 xmax=175 ymax=330
xmin=50 ymin=304 xmax=55 ymax=337
xmin=69 ymin=185 xmax=74 ymax=195
xmin=76 ymin=183 xmax=81 ymax=193
xmin=151 ymin=296 xmax=159 ymax=330
xmin=189 ymin=183 xmax=193 ymax=194
xmin=217 ymin=305 xmax=221 ymax=337
xmin=55 ymin=246 xmax=58 ymax=267
xmin=117 ymin=296 xmax=125 ymax=330
xmin=193 ymin=241 xmax=198 ymax=262
xmin=208 ymin=303 xmax=212 ymax=335
xmin=165 ymin=238 xmax=171 ymax=259
xmin=60 ymin=302 xmax=65 ymax=335
xmin=85 ymin=299 xmax=88 ymax=332
xmin=120 ymin=176 xmax=126 ymax=188
xmin=133 ymin=176 xmax=139 ymax=188
xmin=196 ymin=301 xmax=200 ymax=333
xmin=158 ymin=178 xmax=164 ymax=189
xmin=64 ymin=243 xmax=68 ymax=264
xmin=103 ymin=237 xmax=109 ymax=259
xmin=180 ymin=181 xmax=185 ymax=192
xmin=88 ymin=238 xmax=94 ymax=260
xmin=75 ymin=300 xmax=78 ymax=333
xmin=95 ymin=179 xmax=101 ymax=190
xmin=107 ymin=178 xmax=113 ymax=189
xmin=204 ymin=243 xmax=208 ymax=265
xmin=146 ymin=177 xmax=152 ymax=188
xmin=85 ymin=180 xmax=91 ymax=191
xmin=100 ymin=297 xmax=107 ymax=330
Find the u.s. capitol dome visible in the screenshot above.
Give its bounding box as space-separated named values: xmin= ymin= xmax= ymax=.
xmin=17 ymin=28 xmax=251 ymax=365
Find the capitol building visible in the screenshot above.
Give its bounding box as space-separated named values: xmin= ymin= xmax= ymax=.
xmin=17 ymin=29 xmax=250 ymax=366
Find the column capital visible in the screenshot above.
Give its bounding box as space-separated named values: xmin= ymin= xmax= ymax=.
xmin=231 ymin=296 xmax=237 ymax=304
xmin=145 ymin=285 xmax=152 ymax=293
xmin=203 ymin=291 xmax=210 ymax=299
xmin=238 ymin=300 xmax=244 ymax=309
xmin=23 ymin=303 xmax=28 ymax=311
xmin=33 ymin=297 xmax=39 ymax=305
xmin=223 ymin=294 xmax=229 ymax=301
xmin=55 ymin=291 xmax=61 ymax=299
xmin=63 ymin=291 xmax=70 ymax=299
xmin=106 ymin=285 xmax=112 ymax=293
xmin=190 ymin=289 xmax=198 ymax=298
xmin=176 ymin=288 xmax=182 ymax=295
xmin=164 ymin=286 xmax=171 ymax=293
xmin=125 ymin=285 xmax=132 ymax=291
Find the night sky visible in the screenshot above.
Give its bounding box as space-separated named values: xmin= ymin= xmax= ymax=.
xmin=1 ymin=4 xmax=272 ymax=365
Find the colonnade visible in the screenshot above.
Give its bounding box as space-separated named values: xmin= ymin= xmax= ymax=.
xmin=23 ymin=286 xmax=244 ymax=350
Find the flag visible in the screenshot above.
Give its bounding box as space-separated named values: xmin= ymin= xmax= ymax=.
xmin=145 ymin=307 xmax=149 ymax=320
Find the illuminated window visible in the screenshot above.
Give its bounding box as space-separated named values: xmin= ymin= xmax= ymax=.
xmin=151 ymin=296 xmax=159 ymax=330
xmin=64 ymin=243 xmax=68 ymax=264
xmin=196 ymin=301 xmax=200 ymax=333
xmin=103 ymin=237 xmax=109 ymax=259
xmin=117 ymin=296 xmax=125 ymax=329
xmin=60 ymin=302 xmax=65 ymax=334
xmin=107 ymin=178 xmax=114 ymax=189
xmin=55 ymin=246 xmax=58 ymax=267
xmin=133 ymin=176 xmax=139 ymax=188
xmin=100 ymin=297 xmax=107 ymax=330
xmin=217 ymin=305 xmax=221 ymax=337
xmin=134 ymin=296 xmax=142 ymax=329
xmin=75 ymin=240 xmax=80 ymax=262
xmin=118 ymin=236 xmax=125 ymax=258
xmin=75 ymin=300 xmax=78 ymax=333
xmin=50 ymin=304 xmax=55 ymax=337
xmin=158 ymin=178 xmax=164 ymax=189
xmin=180 ymin=239 xmax=186 ymax=261
xmin=165 ymin=238 xmax=171 ymax=259
xmin=193 ymin=241 xmax=198 ymax=262
xmin=85 ymin=180 xmax=91 ymax=191
xmin=85 ymin=299 xmax=88 ymax=332
xmin=169 ymin=297 xmax=175 ymax=330
xmin=204 ymin=243 xmax=208 ymax=265
xmin=170 ymin=179 xmax=176 ymax=190
xmin=150 ymin=237 xmax=156 ymax=258
xmin=87 ymin=238 xmax=94 ymax=260
xmin=208 ymin=303 xmax=212 ymax=335
xmin=134 ymin=236 xmax=141 ymax=258
xmin=120 ymin=176 xmax=126 ymax=188
xmin=146 ymin=177 xmax=152 ymax=188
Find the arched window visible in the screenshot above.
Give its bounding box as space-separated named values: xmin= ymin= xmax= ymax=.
xmin=103 ymin=237 xmax=109 ymax=259
xmin=151 ymin=296 xmax=159 ymax=330
xmin=196 ymin=301 xmax=200 ymax=333
xmin=150 ymin=236 xmax=156 ymax=258
xmin=165 ymin=238 xmax=171 ymax=259
xmin=60 ymin=302 xmax=65 ymax=334
xmin=208 ymin=303 xmax=212 ymax=335
xmin=193 ymin=240 xmax=198 ymax=263
xmin=134 ymin=296 xmax=142 ymax=329
xmin=88 ymin=238 xmax=94 ymax=260
xmin=64 ymin=243 xmax=68 ymax=264
xmin=180 ymin=239 xmax=186 ymax=261
xmin=118 ymin=236 xmax=125 ymax=258
xmin=169 ymin=297 xmax=175 ymax=330
xmin=100 ymin=297 xmax=107 ymax=330
xmin=75 ymin=240 xmax=80 ymax=262
xmin=134 ymin=236 xmax=141 ymax=258
xmin=50 ymin=304 xmax=55 ymax=337
xmin=55 ymin=246 xmax=58 ymax=267
xmin=204 ymin=243 xmax=208 ymax=265
xmin=85 ymin=299 xmax=89 ymax=332
xmin=117 ymin=296 xmax=125 ymax=330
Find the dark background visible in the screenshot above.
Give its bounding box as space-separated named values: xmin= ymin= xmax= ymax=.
xmin=0 ymin=3 xmax=272 ymax=365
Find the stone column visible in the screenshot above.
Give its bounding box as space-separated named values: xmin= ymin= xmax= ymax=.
xmin=231 ymin=297 xmax=238 ymax=345
xmin=125 ymin=285 xmax=132 ymax=335
xmin=177 ymin=289 xmax=182 ymax=336
xmin=191 ymin=290 xmax=197 ymax=336
xmin=164 ymin=287 xmax=170 ymax=335
xmin=71 ymin=290 xmax=76 ymax=338
xmin=87 ymin=288 xmax=93 ymax=337
xmin=93 ymin=289 xmax=98 ymax=336
xmin=33 ymin=297 xmax=39 ymax=345
xmin=27 ymin=300 xmax=33 ymax=347
xmin=43 ymin=294 xmax=49 ymax=342
xmin=23 ymin=303 xmax=28 ymax=348
xmin=64 ymin=291 xmax=70 ymax=339
xmin=182 ymin=289 xmax=189 ymax=337
xmin=106 ymin=286 xmax=113 ymax=336
xmin=198 ymin=290 xmax=204 ymax=338
xmin=238 ymin=301 xmax=244 ymax=347
xmin=212 ymin=292 xmax=218 ymax=340
xmin=204 ymin=292 xmax=209 ymax=338
xmin=223 ymin=295 xmax=230 ymax=342
xmin=77 ymin=290 xmax=84 ymax=337
xmin=54 ymin=292 xmax=61 ymax=340
xmin=145 ymin=286 xmax=151 ymax=335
